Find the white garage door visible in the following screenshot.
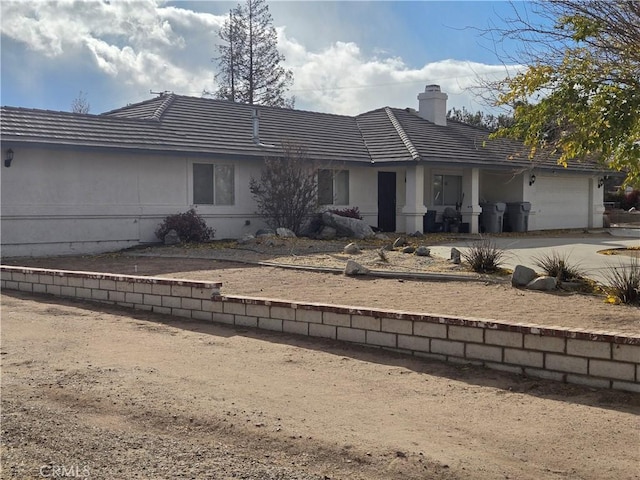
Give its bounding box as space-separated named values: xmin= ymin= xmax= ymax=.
xmin=533 ymin=175 xmax=590 ymax=230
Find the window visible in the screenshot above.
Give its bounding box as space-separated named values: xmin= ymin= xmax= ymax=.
xmin=433 ymin=174 xmax=462 ymax=206
xmin=193 ymin=163 xmax=234 ymax=205
xmin=318 ymin=169 xmax=349 ymax=205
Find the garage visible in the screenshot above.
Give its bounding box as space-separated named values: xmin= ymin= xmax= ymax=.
xmin=532 ymin=174 xmax=590 ymax=230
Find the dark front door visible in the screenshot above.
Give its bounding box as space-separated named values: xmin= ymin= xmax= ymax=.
xmin=377 ymin=172 xmax=396 ymax=232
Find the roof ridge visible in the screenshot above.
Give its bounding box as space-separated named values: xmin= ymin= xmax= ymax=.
xmin=149 ymin=93 xmax=175 ymax=121
xmin=385 ymin=107 xmax=421 ymax=161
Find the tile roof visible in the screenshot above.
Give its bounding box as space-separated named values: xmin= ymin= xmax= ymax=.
xmin=1 ymin=94 xmax=602 ymax=172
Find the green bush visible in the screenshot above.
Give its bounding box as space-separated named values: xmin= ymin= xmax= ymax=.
xmin=462 ymin=239 xmax=506 ymax=273
xmin=155 ymin=208 xmax=215 ymax=243
xmin=533 ymin=251 xmax=585 ymax=282
xmin=602 ymin=257 xmax=640 ymax=305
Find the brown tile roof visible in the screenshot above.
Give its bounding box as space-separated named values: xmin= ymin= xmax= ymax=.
xmin=1 ymin=94 xmax=602 ymax=172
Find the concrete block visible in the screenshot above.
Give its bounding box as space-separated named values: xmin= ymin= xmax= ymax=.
xmin=448 ymin=325 xmax=483 ymax=343
xmin=4 ymin=281 xmax=19 ymax=290
xmin=485 ymin=362 xmax=524 ymax=375
xmin=397 ymin=334 xmax=430 ymax=353
xmin=504 ymin=348 xmax=544 ymax=368
xmin=125 ymin=292 xmax=144 ymax=304
xmin=366 ymin=331 xmax=396 ymax=348
xmin=414 ymin=322 xmax=447 ymax=339
xmin=182 ymin=298 xmax=202 ymax=310
xmin=68 ymin=277 xmax=85 ymax=288
xmin=33 ymin=284 xmax=47 ymax=294
xmin=589 ymin=359 xmax=635 ymax=381
xmin=53 ymin=275 xmax=68 ymax=286
xmin=381 ymin=318 xmax=413 ymax=335
xmin=431 ymin=339 xmax=465 ymax=357
xmin=323 ymin=311 xmax=350 ymax=327
xmin=258 ymin=317 xmax=283 ymax=332
xmin=247 ymin=304 xmax=270 ymax=318
xmin=116 ymin=302 xmax=133 ymax=309
xmin=612 ymin=381 xmax=640 ymax=393
xmin=612 ymin=344 xmax=640 ymax=363
xmin=24 ymin=274 xmax=40 ymax=284
xmin=108 ymin=291 xmax=126 ymax=303
xmin=91 ymin=289 xmax=108 ymax=301
xmin=18 ymin=282 xmax=33 ymax=292
xmin=283 ymin=320 xmax=309 ymax=336
xmin=60 ymin=286 xmax=76 ymax=297
xmin=567 ymin=339 xmax=611 ymax=359
xmin=524 ymin=334 xmax=565 ymax=353
xmin=171 ymin=308 xmax=192 ymax=319
xmin=202 ymin=300 xmax=224 ymax=313
xmin=223 ymin=302 xmax=246 ymax=315
xmin=99 ymin=279 xmax=116 ymax=290
xmin=337 ymin=327 xmax=366 ymax=344
xmin=192 ymin=287 xmax=214 ymax=299
xmin=11 ymin=272 xmax=26 ymax=282
xmin=152 ymin=306 xmax=172 ymax=315
xmin=39 ymin=275 xmax=54 ymax=285
xmin=566 ymin=374 xmax=611 ymax=389
xmin=1 ymin=271 xmax=12 ymax=281
xmin=83 ymin=278 xmax=100 ymax=289
xmin=545 ymin=354 xmax=588 ymax=374
xmin=296 ymin=309 xmax=322 ymax=324
xmin=485 ymin=330 xmax=523 ymax=348
xmin=192 ymin=311 xmax=213 ymax=322
xmin=151 ymin=284 xmax=172 ymax=296
xmin=271 ymin=306 xmax=295 ymax=321
xmin=523 ymin=368 xmax=566 ymax=382
xmin=171 ymin=285 xmax=192 ymax=297
xmin=309 ymin=323 xmax=336 ymax=339
xmin=134 ymin=304 xmax=152 ymax=312
xmin=161 ymin=296 xmax=181 ymax=308
xmin=116 ymin=281 xmax=135 ymax=292
xmin=75 ymin=287 xmax=92 ymax=299
xmin=143 ymin=294 xmax=163 ymax=306
xmin=235 ymin=315 xmax=258 ymax=328
xmin=46 ymin=285 xmax=61 ymax=295
xmin=351 ymin=315 xmax=380 ymax=331
xmin=212 ymin=312 xmax=235 ymax=325
xmin=466 ymin=344 xmax=502 ymax=362
xmin=134 ymin=283 xmax=153 ymax=294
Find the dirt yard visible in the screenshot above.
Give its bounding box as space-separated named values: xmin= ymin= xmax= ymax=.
xmin=2 ymin=238 xmax=640 ymax=479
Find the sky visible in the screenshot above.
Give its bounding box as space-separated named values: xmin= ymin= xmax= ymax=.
xmin=0 ymin=0 xmax=536 ymax=116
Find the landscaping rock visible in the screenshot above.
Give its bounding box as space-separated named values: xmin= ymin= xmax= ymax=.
xmin=344 ymin=260 xmax=370 ymax=276
xmin=527 ymin=276 xmax=557 ymax=291
xmin=321 ymin=212 xmax=375 ymax=239
xmin=343 ymin=242 xmax=361 ymax=255
xmin=402 ymin=246 xmax=415 ymax=254
xmin=374 ymin=233 xmax=390 ymax=241
xmin=164 ymin=229 xmax=180 ymax=245
xmin=415 ymin=246 xmax=430 ymax=257
xmin=318 ymin=226 xmax=337 ymax=240
xmin=450 ymin=248 xmax=461 ymax=264
xmin=512 ymin=265 xmax=537 ymax=287
xmin=393 ymin=237 xmax=407 ymax=249
xmin=237 ymin=234 xmax=256 ymax=245
xmin=276 ymin=227 xmax=296 ymax=238
xmin=255 ymin=228 xmax=275 ymax=237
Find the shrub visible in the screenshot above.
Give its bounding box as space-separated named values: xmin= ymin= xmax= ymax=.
xmin=155 ymin=208 xmax=215 ymax=243
xmin=533 ymin=251 xmax=586 ymax=282
xmin=328 ymin=207 xmax=363 ymax=220
xmin=621 ymin=189 xmax=640 ymax=211
xmin=602 ymin=257 xmax=640 ymax=305
xmin=462 ymin=239 xmax=506 ymax=273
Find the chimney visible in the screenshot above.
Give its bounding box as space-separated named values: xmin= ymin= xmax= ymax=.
xmin=252 ymin=108 xmax=260 ymax=143
xmin=417 ymin=84 xmax=448 ymax=126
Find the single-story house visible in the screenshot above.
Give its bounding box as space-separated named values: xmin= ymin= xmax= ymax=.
xmin=1 ymin=85 xmax=609 ymax=257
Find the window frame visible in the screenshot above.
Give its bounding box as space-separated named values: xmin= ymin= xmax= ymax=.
xmin=318 ymin=169 xmax=350 ymax=206
xmin=192 ymin=162 xmax=235 ymax=206
xmin=432 ymin=174 xmax=462 ymax=206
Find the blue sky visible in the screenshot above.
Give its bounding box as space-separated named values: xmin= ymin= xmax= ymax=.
xmin=0 ymin=1 xmax=534 ymax=116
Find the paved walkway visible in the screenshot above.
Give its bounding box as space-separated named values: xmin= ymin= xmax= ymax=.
xmin=430 ymin=230 xmax=639 ymax=284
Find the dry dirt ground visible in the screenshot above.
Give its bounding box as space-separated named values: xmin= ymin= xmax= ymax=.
xmin=2 ymin=238 xmax=639 ymax=479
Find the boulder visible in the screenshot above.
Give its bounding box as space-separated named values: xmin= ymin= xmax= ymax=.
xmin=415 ymin=246 xmax=430 ymax=257
xmin=450 ymin=247 xmax=461 ymax=264
xmin=237 ymin=234 xmax=256 ymax=245
xmin=526 ymin=276 xmax=557 ymax=291
xmin=318 ymin=226 xmax=337 ymax=240
xmin=255 ymin=228 xmax=275 ymax=237
xmin=321 ymin=212 xmax=375 ymax=239
xmin=344 ymin=260 xmax=370 ymax=276
xmin=374 ymin=233 xmax=390 ymax=241
xmin=276 ymin=227 xmax=296 ymax=238
xmin=164 ymin=229 xmax=180 ymax=245
xmin=511 ymin=265 xmax=537 ymax=287
xmin=393 ymin=237 xmax=407 ymax=249
xmin=343 ymin=242 xmax=361 ymax=255
xmin=402 ymin=246 xmax=415 ymax=254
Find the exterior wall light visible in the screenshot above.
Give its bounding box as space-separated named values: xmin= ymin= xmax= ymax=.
xmin=4 ymin=148 xmax=14 ymax=167
xmin=529 ymin=173 xmax=536 ymax=186
xmin=597 ymin=177 xmax=605 ymax=188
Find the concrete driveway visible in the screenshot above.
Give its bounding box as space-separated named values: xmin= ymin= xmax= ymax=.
xmin=430 ymin=230 xmax=639 ymax=284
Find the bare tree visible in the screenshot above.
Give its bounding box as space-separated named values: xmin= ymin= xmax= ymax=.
xmin=71 ymin=91 xmax=90 ymax=114
xmin=249 ymin=142 xmax=318 ymax=234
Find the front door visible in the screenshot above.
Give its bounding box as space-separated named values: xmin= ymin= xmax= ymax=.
xmin=377 ymin=172 xmax=396 ymax=232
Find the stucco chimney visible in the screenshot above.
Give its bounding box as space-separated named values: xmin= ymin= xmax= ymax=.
xmin=417 ymin=84 xmax=448 ymax=126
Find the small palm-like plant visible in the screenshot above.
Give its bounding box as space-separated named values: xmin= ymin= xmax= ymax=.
xmin=602 ymin=257 xmax=640 ymax=305
xmin=462 ymin=239 xmax=506 ymax=273
xmin=533 ymin=251 xmax=586 ymax=282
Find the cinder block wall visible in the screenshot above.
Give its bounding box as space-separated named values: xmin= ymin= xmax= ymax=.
xmin=2 ymin=265 xmax=638 ymax=392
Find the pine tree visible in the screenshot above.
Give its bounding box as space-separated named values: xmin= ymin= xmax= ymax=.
xmin=214 ymin=0 xmax=294 ymax=108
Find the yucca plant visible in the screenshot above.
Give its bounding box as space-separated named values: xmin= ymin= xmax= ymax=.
xmin=602 ymin=257 xmax=640 ymax=305
xmin=462 ymin=239 xmax=507 ymax=273
xmin=533 ymin=251 xmax=586 ymax=282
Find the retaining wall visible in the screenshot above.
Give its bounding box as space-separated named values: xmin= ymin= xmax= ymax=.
xmin=2 ymin=265 xmax=639 ymax=392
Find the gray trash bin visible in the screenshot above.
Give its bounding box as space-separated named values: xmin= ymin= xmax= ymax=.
xmin=506 ymin=202 xmax=531 ymax=232
xmin=480 ymin=202 xmax=506 ymax=233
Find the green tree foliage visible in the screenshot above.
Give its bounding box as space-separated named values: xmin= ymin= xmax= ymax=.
xmin=214 ymin=0 xmax=294 ymax=108
xmin=446 ymin=107 xmax=513 ymax=132
xmin=490 ymin=1 xmax=640 ymax=185
xmin=249 ymin=142 xmax=318 ymax=234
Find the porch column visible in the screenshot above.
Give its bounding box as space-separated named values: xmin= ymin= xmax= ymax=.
xmin=402 ymin=164 xmax=427 ymax=233
xmin=461 ymin=168 xmax=481 ymax=234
